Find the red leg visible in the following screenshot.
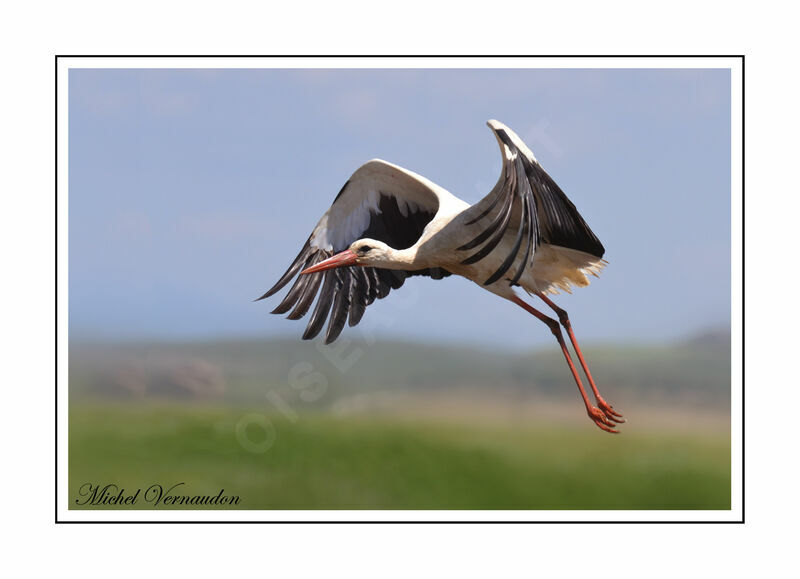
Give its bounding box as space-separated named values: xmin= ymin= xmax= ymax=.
xmin=509 ymin=295 xmax=619 ymax=434
xmin=535 ymin=291 xmax=624 ymax=423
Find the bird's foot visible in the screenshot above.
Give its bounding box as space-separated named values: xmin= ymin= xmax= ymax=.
xmin=596 ymin=397 xmax=625 ymax=424
xmin=587 ymin=406 xmax=621 ymax=434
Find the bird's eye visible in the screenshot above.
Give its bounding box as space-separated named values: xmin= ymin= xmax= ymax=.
xmin=359 ymin=245 xmax=373 ymax=253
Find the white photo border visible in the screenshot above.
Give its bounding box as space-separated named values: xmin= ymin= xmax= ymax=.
xmin=56 ymin=55 xmax=743 ymax=523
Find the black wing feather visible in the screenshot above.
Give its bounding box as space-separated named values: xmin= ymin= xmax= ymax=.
xmin=510 ymin=194 xmax=535 ymax=285
xmin=302 ymin=266 xmax=337 ymax=340
xmin=520 ymin=153 xmax=604 ymax=257
xmin=457 ymin=174 xmax=516 ymax=253
xmin=257 ymin=240 xmax=314 ymax=300
xmin=484 ymin=185 xmax=529 ymax=286
xmin=459 ymin=126 xmax=603 ymax=286
xmin=287 ymin=266 xmax=323 ymax=320
xmin=325 ymin=268 xmax=352 ymax=344
xmin=270 ymin=266 xmax=314 ymax=314
xmin=347 ymin=266 xmax=370 ymax=327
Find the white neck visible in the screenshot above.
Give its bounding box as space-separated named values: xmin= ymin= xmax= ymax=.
xmin=375 ymin=247 xmax=425 ymax=270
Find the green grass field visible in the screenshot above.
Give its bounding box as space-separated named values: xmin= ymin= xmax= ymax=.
xmin=69 ymin=403 xmax=730 ymax=510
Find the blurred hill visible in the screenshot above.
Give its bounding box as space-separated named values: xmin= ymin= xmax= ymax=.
xmin=70 ymin=328 xmax=731 ymax=413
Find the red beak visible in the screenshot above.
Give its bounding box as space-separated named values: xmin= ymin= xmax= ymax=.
xmin=300 ymin=249 xmax=359 ymax=274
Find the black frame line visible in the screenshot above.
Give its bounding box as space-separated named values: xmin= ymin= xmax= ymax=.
xmin=55 ymin=54 xmax=745 ymax=524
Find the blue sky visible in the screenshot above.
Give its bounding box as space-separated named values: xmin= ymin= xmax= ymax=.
xmin=68 ymin=67 xmax=731 ymax=348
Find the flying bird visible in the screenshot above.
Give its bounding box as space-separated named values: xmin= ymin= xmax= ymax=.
xmin=259 ymin=120 xmax=623 ymax=433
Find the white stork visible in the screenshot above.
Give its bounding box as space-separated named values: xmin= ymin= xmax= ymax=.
xmin=259 ymin=120 xmax=624 ymax=433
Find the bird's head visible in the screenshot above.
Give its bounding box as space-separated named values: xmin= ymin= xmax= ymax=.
xmin=300 ymin=239 xmax=393 ymax=274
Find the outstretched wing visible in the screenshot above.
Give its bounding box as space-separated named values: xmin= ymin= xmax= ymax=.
xmin=258 ymin=159 xmax=451 ymax=344
xmin=458 ymin=120 xmax=605 ymax=286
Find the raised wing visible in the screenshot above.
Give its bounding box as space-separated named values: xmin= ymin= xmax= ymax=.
xmin=459 ymin=120 xmax=605 ymax=286
xmin=258 ymin=159 xmax=450 ymax=344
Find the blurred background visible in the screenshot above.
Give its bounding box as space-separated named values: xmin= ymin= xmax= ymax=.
xmin=69 ymin=67 xmax=731 ymax=510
